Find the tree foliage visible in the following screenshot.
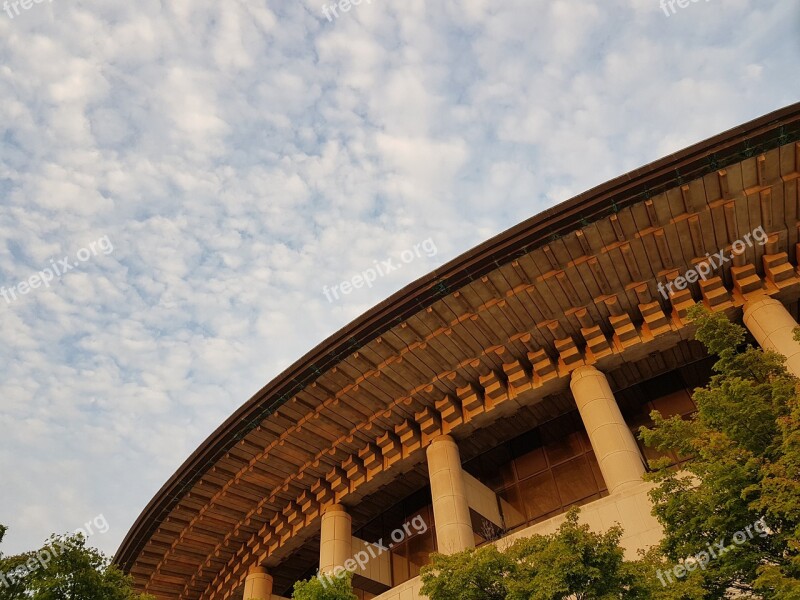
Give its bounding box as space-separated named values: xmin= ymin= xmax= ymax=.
xmin=0 ymin=527 xmax=153 ymax=600
xmin=420 ymin=508 xmax=702 ymax=600
xmin=639 ymin=305 xmax=800 ymax=598
xmin=291 ymin=571 xmax=357 ymax=600
xmin=419 ymin=543 xmax=510 ymax=600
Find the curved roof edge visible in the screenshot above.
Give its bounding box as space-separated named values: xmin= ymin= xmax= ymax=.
xmin=116 ymin=102 xmax=800 ymax=571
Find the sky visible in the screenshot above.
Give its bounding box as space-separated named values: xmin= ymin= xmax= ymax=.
xmin=0 ymin=0 xmax=798 ymax=559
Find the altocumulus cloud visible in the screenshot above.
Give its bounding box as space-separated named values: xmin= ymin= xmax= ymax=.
xmin=0 ymin=0 xmax=798 ymax=557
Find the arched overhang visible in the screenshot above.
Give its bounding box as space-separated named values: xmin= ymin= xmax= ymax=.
xmin=116 ymin=103 xmax=800 ymax=599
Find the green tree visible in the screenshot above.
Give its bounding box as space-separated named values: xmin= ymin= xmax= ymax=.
xmin=640 ymin=305 xmax=800 ymax=598
xmin=503 ymin=508 xmax=648 ymax=600
xmin=291 ymin=571 xmax=357 ymax=600
xmin=419 ymin=543 xmax=511 ymax=600
xmin=0 ymin=526 xmax=153 ymax=600
xmin=420 ymin=507 xmax=701 ymax=600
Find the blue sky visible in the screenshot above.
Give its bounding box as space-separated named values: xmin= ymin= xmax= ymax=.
xmin=0 ymin=0 xmax=798 ymax=558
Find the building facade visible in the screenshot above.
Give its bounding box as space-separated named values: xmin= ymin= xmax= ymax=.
xmin=116 ymin=103 xmax=800 ymax=599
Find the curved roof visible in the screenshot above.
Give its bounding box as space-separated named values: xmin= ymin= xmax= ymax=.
xmin=116 ymin=103 xmax=800 ymax=599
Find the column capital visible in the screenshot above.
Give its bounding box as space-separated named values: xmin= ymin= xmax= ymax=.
xmin=243 ymin=566 xmax=273 ymax=600
xmin=322 ymin=503 xmax=348 ymax=515
xmin=743 ymin=294 xmax=781 ymax=315
xmin=428 ymin=434 xmax=456 ymax=446
xmin=570 ymin=364 xmax=603 ymax=382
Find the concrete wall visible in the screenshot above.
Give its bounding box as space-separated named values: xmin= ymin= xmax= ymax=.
xmin=351 ymin=536 xmax=392 ymax=587
xmin=501 ymin=480 xmax=662 ymax=559
xmin=462 ymin=471 xmax=502 ymax=527
xmin=369 ymin=575 xmax=424 ymax=600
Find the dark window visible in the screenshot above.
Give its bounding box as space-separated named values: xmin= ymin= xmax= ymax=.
xmin=465 ymin=408 xmax=607 ymax=535
xmin=520 ymin=471 xmax=562 ymax=520
xmin=354 ymin=488 xmax=437 ymax=588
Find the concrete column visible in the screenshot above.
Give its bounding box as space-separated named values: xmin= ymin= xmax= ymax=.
xmin=426 ymin=435 xmax=474 ymax=555
xmin=570 ymin=365 xmax=646 ymax=494
xmin=319 ymin=504 xmax=352 ymax=575
xmin=744 ymin=296 xmax=800 ymax=379
xmin=243 ymin=566 xmax=272 ymax=600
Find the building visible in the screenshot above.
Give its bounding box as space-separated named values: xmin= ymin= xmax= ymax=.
xmin=115 ymin=103 xmax=800 ymax=600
